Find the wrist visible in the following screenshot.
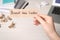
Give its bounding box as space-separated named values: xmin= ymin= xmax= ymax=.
xmin=48 ymin=31 xmax=60 ymax=40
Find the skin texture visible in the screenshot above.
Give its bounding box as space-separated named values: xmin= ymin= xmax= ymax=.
xmin=33 ymin=14 xmax=60 ymax=40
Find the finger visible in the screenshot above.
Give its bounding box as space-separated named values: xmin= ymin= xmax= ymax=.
xmin=33 ymin=19 xmax=40 ymax=26
xmin=37 ymin=14 xmax=49 ymax=19
xmin=37 ymin=14 xmax=53 ymax=23
xmin=34 ymin=17 xmax=40 ymax=24
xmin=34 ymin=21 xmax=40 ymax=26
xmin=35 ymin=15 xmax=46 ymax=25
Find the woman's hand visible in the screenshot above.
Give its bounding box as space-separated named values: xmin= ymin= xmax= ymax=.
xmin=33 ymin=14 xmax=60 ymax=40
xmin=34 ymin=14 xmax=55 ymax=34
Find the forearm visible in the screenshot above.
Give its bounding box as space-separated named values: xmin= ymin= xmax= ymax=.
xmin=48 ymin=31 xmax=60 ymax=40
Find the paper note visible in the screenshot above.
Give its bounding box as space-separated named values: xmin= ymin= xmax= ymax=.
xmin=9 ymin=9 xmax=39 ymax=18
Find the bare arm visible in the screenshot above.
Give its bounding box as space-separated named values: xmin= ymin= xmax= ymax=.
xmin=33 ymin=14 xmax=60 ymax=40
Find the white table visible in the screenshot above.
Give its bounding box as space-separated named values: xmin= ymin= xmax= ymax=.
xmin=0 ymin=0 xmax=60 ymax=40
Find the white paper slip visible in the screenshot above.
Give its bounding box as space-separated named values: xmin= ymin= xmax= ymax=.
xmin=9 ymin=9 xmax=39 ymax=18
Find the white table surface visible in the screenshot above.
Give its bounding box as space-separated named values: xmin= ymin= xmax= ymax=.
xmin=0 ymin=0 xmax=60 ymax=40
